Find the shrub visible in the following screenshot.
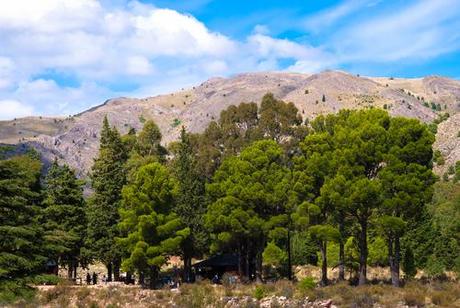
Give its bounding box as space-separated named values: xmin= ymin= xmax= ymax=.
xmin=298 ymin=277 xmax=316 ymax=293
xmin=425 ymin=256 xmax=446 ymax=279
xmin=433 ymin=150 xmax=445 ymax=165
xmin=253 ymin=285 xmax=267 ymax=300
xmin=171 ymin=118 xmax=181 ymax=128
xmin=32 ymin=274 xmax=62 ymax=286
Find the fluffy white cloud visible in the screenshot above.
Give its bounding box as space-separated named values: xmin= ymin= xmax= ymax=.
xmin=0 ymin=100 xmax=34 ymax=119
xmin=0 ymin=0 xmax=331 ymax=119
xmin=4 ymin=0 xmax=455 ymax=120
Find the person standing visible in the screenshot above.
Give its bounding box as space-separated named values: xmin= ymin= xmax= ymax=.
xmin=92 ymin=272 xmax=98 ymax=285
xmin=86 ymin=272 xmax=91 ymax=285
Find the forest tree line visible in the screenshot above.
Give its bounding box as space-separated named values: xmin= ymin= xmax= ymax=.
xmin=1 ymin=93 xmax=460 ymax=298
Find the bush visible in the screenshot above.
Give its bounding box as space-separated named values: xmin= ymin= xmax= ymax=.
xmin=32 ymin=274 xmax=62 ymax=286
xmin=298 ymin=277 xmax=316 ymax=293
xmin=253 ymin=285 xmax=267 ymax=300
xmin=0 ymin=280 xmax=36 ymax=305
xmin=425 ymin=256 xmax=446 ymax=279
xmin=433 ymin=150 xmax=445 ymax=165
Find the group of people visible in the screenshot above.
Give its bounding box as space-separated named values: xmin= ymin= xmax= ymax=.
xmin=85 ymin=272 xmax=100 ymax=285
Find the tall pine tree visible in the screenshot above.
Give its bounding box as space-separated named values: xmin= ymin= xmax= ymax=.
xmin=173 ymin=127 xmax=207 ymax=282
xmin=0 ymin=155 xmax=45 ymax=301
xmin=85 ymin=116 xmax=127 ymax=281
xmin=42 ymin=160 xmax=86 ymax=280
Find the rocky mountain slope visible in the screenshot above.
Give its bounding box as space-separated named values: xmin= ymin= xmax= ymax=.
xmin=1 ymin=70 xmax=459 ymax=176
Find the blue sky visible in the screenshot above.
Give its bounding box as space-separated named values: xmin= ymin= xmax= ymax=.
xmin=0 ymin=0 xmax=459 ymax=119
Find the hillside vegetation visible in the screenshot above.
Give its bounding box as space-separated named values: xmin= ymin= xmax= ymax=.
xmin=2 ymin=93 xmax=460 ymax=307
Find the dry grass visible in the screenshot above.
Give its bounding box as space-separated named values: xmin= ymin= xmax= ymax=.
xmin=18 ymin=277 xmax=460 ymax=308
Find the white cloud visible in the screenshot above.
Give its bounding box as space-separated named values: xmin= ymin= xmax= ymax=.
xmin=0 ymin=0 xmax=333 ymax=119
xmin=331 ymin=0 xmax=460 ymax=62
xmin=126 ymin=56 xmax=154 ymax=76
xmin=304 ymin=0 xmax=370 ymax=32
xmin=0 ymin=100 xmax=34 ymax=119
xmin=1 ymin=0 xmax=457 ymax=120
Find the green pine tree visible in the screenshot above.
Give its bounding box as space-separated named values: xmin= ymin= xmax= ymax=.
xmin=118 ymin=162 xmax=189 ymax=287
xmin=0 ymin=155 xmax=45 ymax=302
xmin=85 ymin=116 xmax=128 ymax=281
xmin=173 ymin=127 xmax=208 ymax=282
xmin=42 ymin=160 xmax=86 ymax=279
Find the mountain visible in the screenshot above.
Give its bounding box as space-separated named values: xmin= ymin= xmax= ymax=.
xmin=1 ymin=70 xmax=459 ymax=177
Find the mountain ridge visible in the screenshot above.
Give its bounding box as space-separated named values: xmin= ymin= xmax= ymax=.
xmin=1 ymin=70 xmax=459 ymax=177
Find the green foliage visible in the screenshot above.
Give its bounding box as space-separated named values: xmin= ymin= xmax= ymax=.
xmin=425 ymin=256 xmax=445 ymax=278
xmin=368 ymin=237 xmax=388 ymax=266
xmin=86 ymin=116 xmax=128 ymax=269
xmin=298 ymin=277 xmax=316 ymax=292
xmin=173 ymin=127 xmax=207 ymax=278
xmin=263 ymin=242 xmax=287 ymax=266
xmin=42 ymin=160 xmax=86 ymax=275
xmin=206 ymin=140 xmax=291 ymax=278
xmin=0 ymin=155 xmax=45 ymax=303
xmin=455 ymin=161 xmax=460 ymax=182
xmin=402 ymin=247 xmax=417 ymax=279
xmin=171 ymin=118 xmax=181 ymax=127
xmin=253 ymin=285 xmax=267 ymax=300
xmin=425 ymin=181 xmax=460 ymax=273
xmin=291 ymin=231 xmax=318 ymax=265
xmin=135 ymin=120 xmax=167 ymax=158
xmin=118 ymin=162 xmax=188 ymax=280
xmin=32 ymin=274 xmax=63 ymax=285
xmin=433 ymin=150 xmax=444 ymax=165
xmin=293 ymin=109 xmax=435 ymax=285
xmin=194 ymin=93 xmax=305 ymax=179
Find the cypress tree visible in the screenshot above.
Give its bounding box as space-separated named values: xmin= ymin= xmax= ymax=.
xmin=0 ymin=155 xmax=45 ymax=301
xmin=42 ymin=160 xmax=86 ymax=280
xmin=173 ymin=127 xmax=207 ymax=282
xmin=85 ymin=116 xmax=127 ymax=281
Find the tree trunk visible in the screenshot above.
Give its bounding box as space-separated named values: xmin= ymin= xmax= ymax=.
xmin=139 ymin=272 xmax=145 ymax=286
xmin=390 ymin=237 xmax=401 ymax=287
xmin=238 ymin=244 xmax=243 ymax=278
xmin=67 ymin=262 xmax=73 ymax=280
xmin=107 ymin=262 xmax=113 ymax=282
xmin=320 ymin=241 xmax=328 ymax=286
xmin=287 ymin=229 xmax=292 ymax=281
xmin=255 ymin=246 xmax=263 ymax=283
xmin=183 ymin=255 xmax=192 ymax=283
xmin=245 ymin=241 xmax=251 ymax=280
xmin=149 ymin=267 xmax=158 ymax=289
xmin=114 ymin=259 xmax=121 ymax=282
xmin=358 ymin=220 xmax=368 ymax=286
xmin=338 ymin=220 xmax=345 ymax=281
xmin=73 ymin=261 xmax=78 ymax=279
